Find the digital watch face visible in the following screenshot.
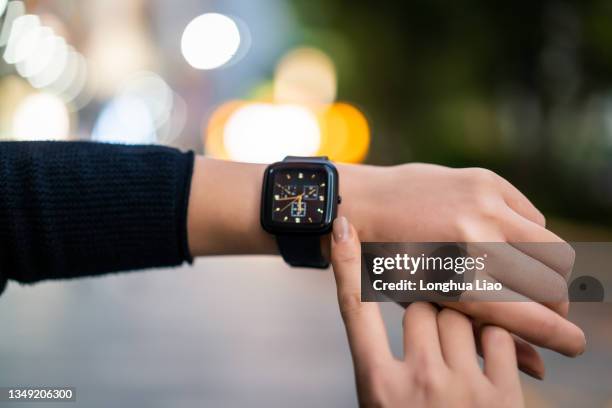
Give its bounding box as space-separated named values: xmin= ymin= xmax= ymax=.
xmin=271 ymin=169 xmax=328 ymax=224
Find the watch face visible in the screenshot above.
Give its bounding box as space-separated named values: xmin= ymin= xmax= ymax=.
xmin=261 ymin=161 xmax=338 ymax=234
xmin=271 ymin=169 xmax=328 ymax=225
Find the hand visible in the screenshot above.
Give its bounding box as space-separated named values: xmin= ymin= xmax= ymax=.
xmin=339 ymin=163 xmax=586 ymax=377
xmin=187 ymin=158 xmax=585 ymax=377
xmin=331 ymin=217 xmax=524 ymax=408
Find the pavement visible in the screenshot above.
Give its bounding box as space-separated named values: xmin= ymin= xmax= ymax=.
xmin=0 ymin=254 xmax=610 ymax=407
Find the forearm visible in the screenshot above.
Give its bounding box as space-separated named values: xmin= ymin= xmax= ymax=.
xmin=186 ymin=157 xmax=378 ymax=257
xmin=0 ymin=141 xmax=193 ymax=291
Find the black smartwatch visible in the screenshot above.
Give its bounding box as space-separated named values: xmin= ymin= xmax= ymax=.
xmin=261 ymin=156 xmax=340 ymax=268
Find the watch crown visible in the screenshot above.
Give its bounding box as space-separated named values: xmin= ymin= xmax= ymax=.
xmin=337 ymin=195 xmax=342 ymax=204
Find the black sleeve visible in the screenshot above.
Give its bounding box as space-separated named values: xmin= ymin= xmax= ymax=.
xmin=0 ymin=141 xmax=195 ymax=295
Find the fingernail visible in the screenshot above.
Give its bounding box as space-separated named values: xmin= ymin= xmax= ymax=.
xmin=578 ymin=336 xmax=587 ymax=356
xmin=333 ymin=216 xmax=351 ymax=242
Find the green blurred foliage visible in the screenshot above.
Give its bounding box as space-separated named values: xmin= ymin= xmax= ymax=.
xmin=291 ymin=0 xmax=612 ymax=226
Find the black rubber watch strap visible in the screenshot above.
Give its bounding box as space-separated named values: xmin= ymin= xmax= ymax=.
xmin=276 ymin=234 xmax=329 ymax=268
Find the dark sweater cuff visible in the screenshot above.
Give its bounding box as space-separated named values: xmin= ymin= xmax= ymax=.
xmin=0 ymin=141 xmax=194 ymax=287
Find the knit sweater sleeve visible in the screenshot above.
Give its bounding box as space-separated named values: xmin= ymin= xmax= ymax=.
xmin=0 ymin=141 xmax=194 ymax=295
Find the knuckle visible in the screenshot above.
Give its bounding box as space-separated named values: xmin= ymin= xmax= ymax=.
xmin=453 ymin=216 xmax=481 ymax=242
xmin=550 ymin=274 xmax=569 ymax=303
xmin=411 ymin=360 xmax=446 ymax=394
xmin=482 ymin=325 xmax=513 ymax=348
xmin=559 ymin=244 xmax=576 ymax=276
xmin=537 ymin=211 xmax=547 ymax=227
xmin=476 ymin=194 xmax=502 ymax=220
xmin=465 ymin=167 xmax=497 ymax=187
xmin=437 ymin=307 xmax=470 ymax=329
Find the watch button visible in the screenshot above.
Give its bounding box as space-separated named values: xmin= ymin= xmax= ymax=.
xmin=337 ymin=195 xmax=342 ymax=204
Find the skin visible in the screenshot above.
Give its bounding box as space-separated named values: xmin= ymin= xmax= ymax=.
xmin=187 ymin=157 xmax=586 ymax=378
xmin=330 ymin=216 xmax=524 ymax=407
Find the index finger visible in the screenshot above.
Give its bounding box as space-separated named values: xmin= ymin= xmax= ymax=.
xmin=331 ymin=217 xmax=393 ymax=368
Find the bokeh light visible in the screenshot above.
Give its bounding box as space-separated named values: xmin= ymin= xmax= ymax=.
xmin=205 ymin=100 xmax=370 ymax=163
xmin=118 ymin=71 xmax=173 ymax=130
xmin=0 ymin=0 xmax=8 ymax=17
xmin=0 ymin=1 xmax=24 ymax=47
xmin=274 ymin=47 xmax=337 ymax=105
xmin=181 ymin=13 xmax=241 ymax=70
xmin=15 ymin=26 xmax=57 ymax=78
xmin=28 ymin=38 xmax=68 ymax=88
xmin=205 ymin=100 xmax=245 ymax=159
xmin=92 ymin=95 xmax=155 ymax=144
xmin=3 ymin=14 xmax=40 ymax=64
xmin=87 ymin=24 xmax=155 ymax=98
xmin=318 ymin=103 xmax=370 ymax=163
xmin=12 ymin=92 xmax=70 ymax=141
xmin=0 ymin=75 xmax=30 ymax=139
xmin=223 ymin=103 xmax=320 ymax=163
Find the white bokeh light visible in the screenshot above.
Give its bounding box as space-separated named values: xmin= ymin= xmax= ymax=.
xmin=181 ymin=13 xmax=241 ymax=70
xmin=0 ymin=0 xmax=8 ymax=17
xmin=0 ymin=1 xmax=25 ymax=47
xmin=223 ymin=103 xmax=320 ymax=163
xmin=12 ymin=92 xmax=70 ymax=140
xmin=15 ymin=26 xmax=56 ymax=78
xmin=3 ymin=14 xmax=41 ymax=64
xmin=119 ymin=72 xmax=173 ymax=129
xmin=92 ymin=95 xmax=156 ymax=144
xmin=29 ymin=37 xmax=68 ymax=88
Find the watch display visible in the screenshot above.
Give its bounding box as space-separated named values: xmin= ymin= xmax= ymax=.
xmin=271 ymin=169 xmax=328 ymax=224
xmin=261 ymin=159 xmax=339 ymax=235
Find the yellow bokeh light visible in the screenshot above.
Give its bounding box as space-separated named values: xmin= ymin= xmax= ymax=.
xmin=274 ymin=47 xmax=336 ymax=106
xmin=318 ymin=102 xmax=370 ymax=163
xmin=205 ymin=100 xmax=245 ymax=159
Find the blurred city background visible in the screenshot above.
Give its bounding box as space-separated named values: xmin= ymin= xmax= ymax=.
xmin=0 ymin=0 xmax=611 ymax=407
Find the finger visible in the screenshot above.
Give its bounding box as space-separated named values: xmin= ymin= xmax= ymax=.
xmin=500 ymin=208 xmax=575 ymax=279
xmin=403 ymin=302 xmax=445 ymax=368
xmin=448 ymin=298 xmax=586 ymax=357
xmin=474 ymin=322 xmax=545 ymax=380
xmin=437 ymin=308 xmax=479 ymax=373
xmin=475 ymin=242 xmax=569 ymax=316
xmin=481 ymin=325 xmax=522 ymax=393
xmin=331 ymin=216 xmax=393 ymax=368
xmin=496 ymin=175 xmax=546 ymax=227
xmin=511 ymin=335 xmax=545 ymax=380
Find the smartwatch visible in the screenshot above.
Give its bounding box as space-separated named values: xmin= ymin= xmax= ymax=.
xmin=261 ymin=156 xmax=340 ymax=268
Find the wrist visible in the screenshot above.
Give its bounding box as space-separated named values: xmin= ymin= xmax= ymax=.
xmin=187 ymin=156 xmax=277 ymax=256
xmin=336 ymin=162 xmax=381 ymax=240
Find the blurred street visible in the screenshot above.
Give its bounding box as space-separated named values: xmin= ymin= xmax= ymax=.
xmin=0 ymin=220 xmax=611 ymax=407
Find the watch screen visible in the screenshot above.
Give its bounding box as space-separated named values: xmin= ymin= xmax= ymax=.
xmin=271 ymin=169 xmax=329 ymax=224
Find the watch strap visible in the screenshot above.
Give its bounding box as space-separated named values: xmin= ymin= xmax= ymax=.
xmin=283 ymin=156 xmax=329 ymax=163
xmin=276 ymin=234 xmax=329 ymax=268
xmin=275 ymin=156 xmax=331 ymax=269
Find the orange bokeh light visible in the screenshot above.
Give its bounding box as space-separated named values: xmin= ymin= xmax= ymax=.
xmin=204 ymin=100 xmax=370 ymax=163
